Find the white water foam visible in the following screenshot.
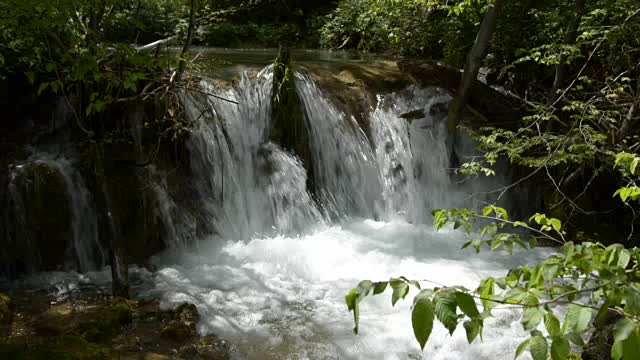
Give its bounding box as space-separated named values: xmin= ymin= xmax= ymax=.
xmin=145 ymin=219 xmax=551 ymax=360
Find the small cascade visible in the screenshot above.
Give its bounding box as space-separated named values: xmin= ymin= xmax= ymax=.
xmin=370 ymin=86 xmax=456 ymax=222
xmin=45 ymin=158 xmax=105 ymax=271
xmin=147 ymin=165 xmax=197 ymax=248
xmin=185 ymin=68 xmax=323 ymax=239
xmin=256 ymin=143 xmax=325 ymax=233
xmin=2 ymin=155 xmax=105 ymax=273
xmin=295 ymin=72 xmax=383 ymax=219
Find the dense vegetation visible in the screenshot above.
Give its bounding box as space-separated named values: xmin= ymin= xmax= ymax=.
xmin=1 ymin=0 xmax=639 ymax=359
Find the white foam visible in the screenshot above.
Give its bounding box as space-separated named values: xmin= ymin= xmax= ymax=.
xmin=146 ymin=219 xmax=551 ymax=359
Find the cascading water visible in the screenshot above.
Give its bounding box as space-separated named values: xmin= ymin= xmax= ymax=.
xmin=296 ymin=72 xmax=383 ymax=219
xmin=147 ymin=165 xmax=198 ymax=248
xmin=6 ymin=64 xmax=549 ymax=360
xmin=3 ymin=155 xmax=105 ymax=273
xmin=138 ymin=70 xmax=550 ymax=359
xmin=185 ymin=68 xmax=324 ymax=239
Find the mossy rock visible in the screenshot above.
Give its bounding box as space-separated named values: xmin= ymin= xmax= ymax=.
xmin=269 ymin=46 xmax=315 ymax=192
xmin=2 ymin=162 xmax=73 ymax=273
xmin=160 ymin=303 xmax=200 ymax=342
xmin=77 ymin=298 xmax=133 ymax=341
xmin=0 ymin=335 xmax=110 ymax=360
xmin=0 ymin=293 xmax=11 ymax=324
xmin=29 ymin=162 xmax=73 ymax=270
xmin=143 ymin=353 xmax=171 ymax=360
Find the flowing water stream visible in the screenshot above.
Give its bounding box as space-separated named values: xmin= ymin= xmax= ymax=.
xmin=4 ymin=61 xmax=551 ymax=359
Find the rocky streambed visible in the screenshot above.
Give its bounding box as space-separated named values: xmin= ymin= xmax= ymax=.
xmin=0 ymin=289 xmax=231 ymax=360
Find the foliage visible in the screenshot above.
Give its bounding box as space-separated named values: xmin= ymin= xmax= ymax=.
xmin=196 ymin=0 xmax=335 ymax=47
xmin=348 ymin=201 xmax=640 ymax=360
xmin=614 ymin=152 xmax=640 ymax=203
xmin=318 ymin=0 xmax=483 ymax=63
xmin=0 ymin=0 xmax=194 ymax=140
xmin=450 ymin=0 xmax=640 ymax=244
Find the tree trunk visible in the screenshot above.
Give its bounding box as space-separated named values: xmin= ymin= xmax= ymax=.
xmin=447 ymin=0 xmax=503 ymax=165
xmin=176 ymin=0 xmax=197 ymax=81
xmin=548 ymin=0 xmax=587 ymax=106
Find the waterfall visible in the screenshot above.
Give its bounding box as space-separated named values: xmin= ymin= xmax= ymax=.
xmin=148 ymin=165 xmax=198 ymax=248
xmin=185 ymin=68 xmax=324 ymax=239
xmin=296 ymin=72 xmax=383 ymax=219
xmin=179 ymin=67 xmax=506 ymax=239
xmin=44 ymin=157 xmax=105 ymax=271
xmin=370 ymin=86 xmax=456 ymax=222
xmin=4 ymin=62 xmax=537 ymax=360
xmin=3 ymin=155 xmax=105 ymax=273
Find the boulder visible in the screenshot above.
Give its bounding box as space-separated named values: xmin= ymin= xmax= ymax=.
xmin=161 ymin=303 xmax=200 ymax=342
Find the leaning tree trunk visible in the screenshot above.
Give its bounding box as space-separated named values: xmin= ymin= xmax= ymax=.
xmin=447 ymin=0 xmax=503 ymax=165
xmin=549 ymin=0 xmax=587 ymax=106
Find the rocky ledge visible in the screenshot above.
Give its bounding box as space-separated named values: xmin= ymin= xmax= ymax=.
xmin=0 ymin=291 xmax=231 ymax=359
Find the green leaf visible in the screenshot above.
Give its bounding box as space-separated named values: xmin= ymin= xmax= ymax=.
xmin=412 ymin=297 xmax=435 ymax=350
xmin=463 ymin=319 xmax=482 ymax=343
xmin=562 ymin=304 xmax=592 ymax=334
xmin=614 ymin=318 xmax=636 ymax=342
xmin=478 ymin=278 xmax=495 ymax=310
xmin=483 ymin=206 xmax=493 ymax=216
xmin=25 ymin=71 xmax=35 ymax=84
xmin=549 ymin=218 xmax=562 ymax=233
xmin=391 ymin=281 xmax=409 ymax=306
xmin=544 ymin=311 xmax=561 ymax=337
xmin=523 ymin=307 xmax=544 ymax=331
xmin=550 ymin=336 xmax=569 ymax=360
xmin=515 ymin=337 xmax=532 ymax=359
xmin=631 ymin=157 xmax=639 ymax=175
xmin=495 ymin=207 xmax=509 ymax=220
xmin=566 ymin=332 xmax=585 ymax=346
xmin=345 ymin=288 xmax=359 ymax=334
xmin=542 ymin=264 xmax=559 ymax=281
xmin=372 ymin=282 xmax=388 ymax=295
xmin=433 ymin=292 xmax=458 ymax=335
xmin=356 ymin=280 xmax=374 ymax=300
xmin=622 ymin=327 xmax=640 ymax=360
xmin=617 ymin=249 xmax=631 ymax=268
xmin=456 ymin=292 xmax=480 ymax=318
xmin=37 ymin=82 xmax=49 ymax=96
xmin=612 ymin=340 xmax=623 ymax=360
xmin=529 ymin=336 xmax=548 ymax=360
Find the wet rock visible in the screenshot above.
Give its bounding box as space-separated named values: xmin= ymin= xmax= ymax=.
xmin=0 ymin=293 xmax=11 ymax=324
xmin=398 ymin=59 xmax=528 ymax=129
xmin=33 ymin=302 xmax=78 ymax=336
xmin=189 ymin=336 xmax=230 ymax=360
xmin=78 ymin=297 xmax=133 ymax=341
xmin=144 ymin=353 xmax=172 ymax=360
xmin=5 ymin=291 xmax=231 ymax=360
xmin=0 ymin=335 xmax=111 ymax=359
xmin=399 ymin=109 xmax=426 ymax=122
xmin=303 ymin=61 xmax=409 ymax=139
xmin=161 ymin=303 xmax=200 ymax=342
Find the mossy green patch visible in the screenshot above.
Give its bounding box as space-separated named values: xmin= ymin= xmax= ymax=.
xmin=76 ymin=298 xmax=132 ymax=341
xmin=0 ymin=293 xmax=11 ymax=324
xmin=270 ymin=46 xmax=315 ymax=191
xmin=0 ymin=335 xmax=110 ymax=360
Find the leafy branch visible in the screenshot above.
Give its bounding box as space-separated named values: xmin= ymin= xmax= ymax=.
xmin=346 ymin=189 xmax=640 ymax=360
